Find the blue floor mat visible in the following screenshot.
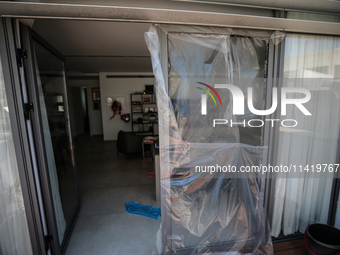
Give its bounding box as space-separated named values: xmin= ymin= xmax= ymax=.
xmin=125 ymin=201 xmax=161 ymax=220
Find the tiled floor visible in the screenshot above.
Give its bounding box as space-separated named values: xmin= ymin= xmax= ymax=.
xmin=65 ymin=134 xmax=160 ymax=255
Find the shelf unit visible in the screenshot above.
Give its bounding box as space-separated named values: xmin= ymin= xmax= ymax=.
xmin=130 ymin=93 xmax=158 ymax=135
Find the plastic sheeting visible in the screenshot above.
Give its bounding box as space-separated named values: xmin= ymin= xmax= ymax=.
xmin=145 ymin=24 xmax=284 ymax=254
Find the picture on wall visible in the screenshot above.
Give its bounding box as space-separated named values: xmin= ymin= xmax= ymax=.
xmin=92 ymin=88 xmax=101 ymax=110
xmin=107 ymin=96 xmax=128 ymax=123
xmin=92 ymin=87 xmax=101 ymax=101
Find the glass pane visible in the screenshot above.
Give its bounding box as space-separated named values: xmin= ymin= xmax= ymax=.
xmin=271 ymin=34 xmax=340 ymax=237
xmin=165 ymin=31 xmax=270 ymax=252
xmin=168 ymin=34 xmax=267 ymax=145
xmin=32 ymin=40 xmax=78 ymax=245
xmin=0 ymin=43 xmax=33 ymax=254
xmin=287 ymin=11 xmax=339 ymax=23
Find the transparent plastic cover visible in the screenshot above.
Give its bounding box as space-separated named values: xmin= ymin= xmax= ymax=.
xmin=145 ymin=24 xmax=285 ymax=254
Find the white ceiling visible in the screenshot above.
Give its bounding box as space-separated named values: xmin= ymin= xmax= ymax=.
xmin=33 ymin=20 xmax=153 ymax=74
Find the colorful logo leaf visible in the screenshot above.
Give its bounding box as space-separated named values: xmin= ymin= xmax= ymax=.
xmin=196 ymin=82 xmax=222 ymax=106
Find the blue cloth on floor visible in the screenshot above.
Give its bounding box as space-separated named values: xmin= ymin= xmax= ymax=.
xmin=125 ymin=202 xmax=161 ymax=220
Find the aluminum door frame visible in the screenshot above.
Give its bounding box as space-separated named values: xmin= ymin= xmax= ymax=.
xmin=158 ymin=25 xmax=278 ymax=254
xmin=0 ymin=18 xmax=47 ymax=255
xmin=19 ymin=23 xmax=81 ymax=255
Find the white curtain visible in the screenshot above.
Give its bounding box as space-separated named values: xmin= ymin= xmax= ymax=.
xmin=271 ymin=34 xmax=340 ymax=237
xmin=0 ymin=50 xmax=33 ymax=254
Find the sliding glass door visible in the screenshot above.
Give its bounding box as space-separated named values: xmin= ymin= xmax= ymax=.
xmin=271 ymin=33 xmax=340 ymax=238
xmin=0 ymin=20 xmax=34 ymax=255
xmin=148 ymin=25 xmax=340 ymax=254
xmin=147 ymin=25 xmax=283 ymax=254
xmin=20 ymin=24 xmax=80 ymax=254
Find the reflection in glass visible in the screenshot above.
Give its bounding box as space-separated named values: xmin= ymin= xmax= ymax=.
xmin=33 ymin=40 xmax=78 ymax=245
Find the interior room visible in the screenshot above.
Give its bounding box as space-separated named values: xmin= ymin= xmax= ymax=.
xmin=2 ymin=1 xmax=340 ymax=255
xmin=30 ymin=19 xmax=161 ymax=254
xmin=14 ymin=15 xmax=340 ymax=255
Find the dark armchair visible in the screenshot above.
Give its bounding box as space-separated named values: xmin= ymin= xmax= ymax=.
xmin=116 ymin=131 xmax=145 ymax=160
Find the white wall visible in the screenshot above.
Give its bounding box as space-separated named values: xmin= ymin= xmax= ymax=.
xmin=99 ymin=72 xmax=154 ymax=140
xmin=67 ymin=77 xmax=103 ymax=136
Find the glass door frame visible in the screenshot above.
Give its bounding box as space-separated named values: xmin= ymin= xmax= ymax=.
xmin=158 ymin=26 xmax=340 ymax=250
xmin=262 ymin=31 xmax=340 ymax=243
xmin=158 ymin=26 xmax=277 ymax=254
xmin=1 ymin=13 xmax=339 ymax=254
xmin=19 ymin=22 xmax=81 ymax=254
xmin=0 ymin=17 xmax=47 ymax=255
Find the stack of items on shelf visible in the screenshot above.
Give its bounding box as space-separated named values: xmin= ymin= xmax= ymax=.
xmin=143 ymin=95 xmax=151 ymax=103
xmin=132 ymin=101 xmax=142 ymax=113
xmin=149 ymin=114 xmax=158 ymax=123
xmin=142 ymin=115 xmax=150 ymax=123
xmin=134 ymin=117 xmax=143 ymax=123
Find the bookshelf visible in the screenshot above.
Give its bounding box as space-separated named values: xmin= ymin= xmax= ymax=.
xmin=130 ymin=93 xmax=158 ymax=135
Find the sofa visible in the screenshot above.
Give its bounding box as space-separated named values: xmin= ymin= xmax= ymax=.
xmin=116 ymin=130 xmax=149 ymax=160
